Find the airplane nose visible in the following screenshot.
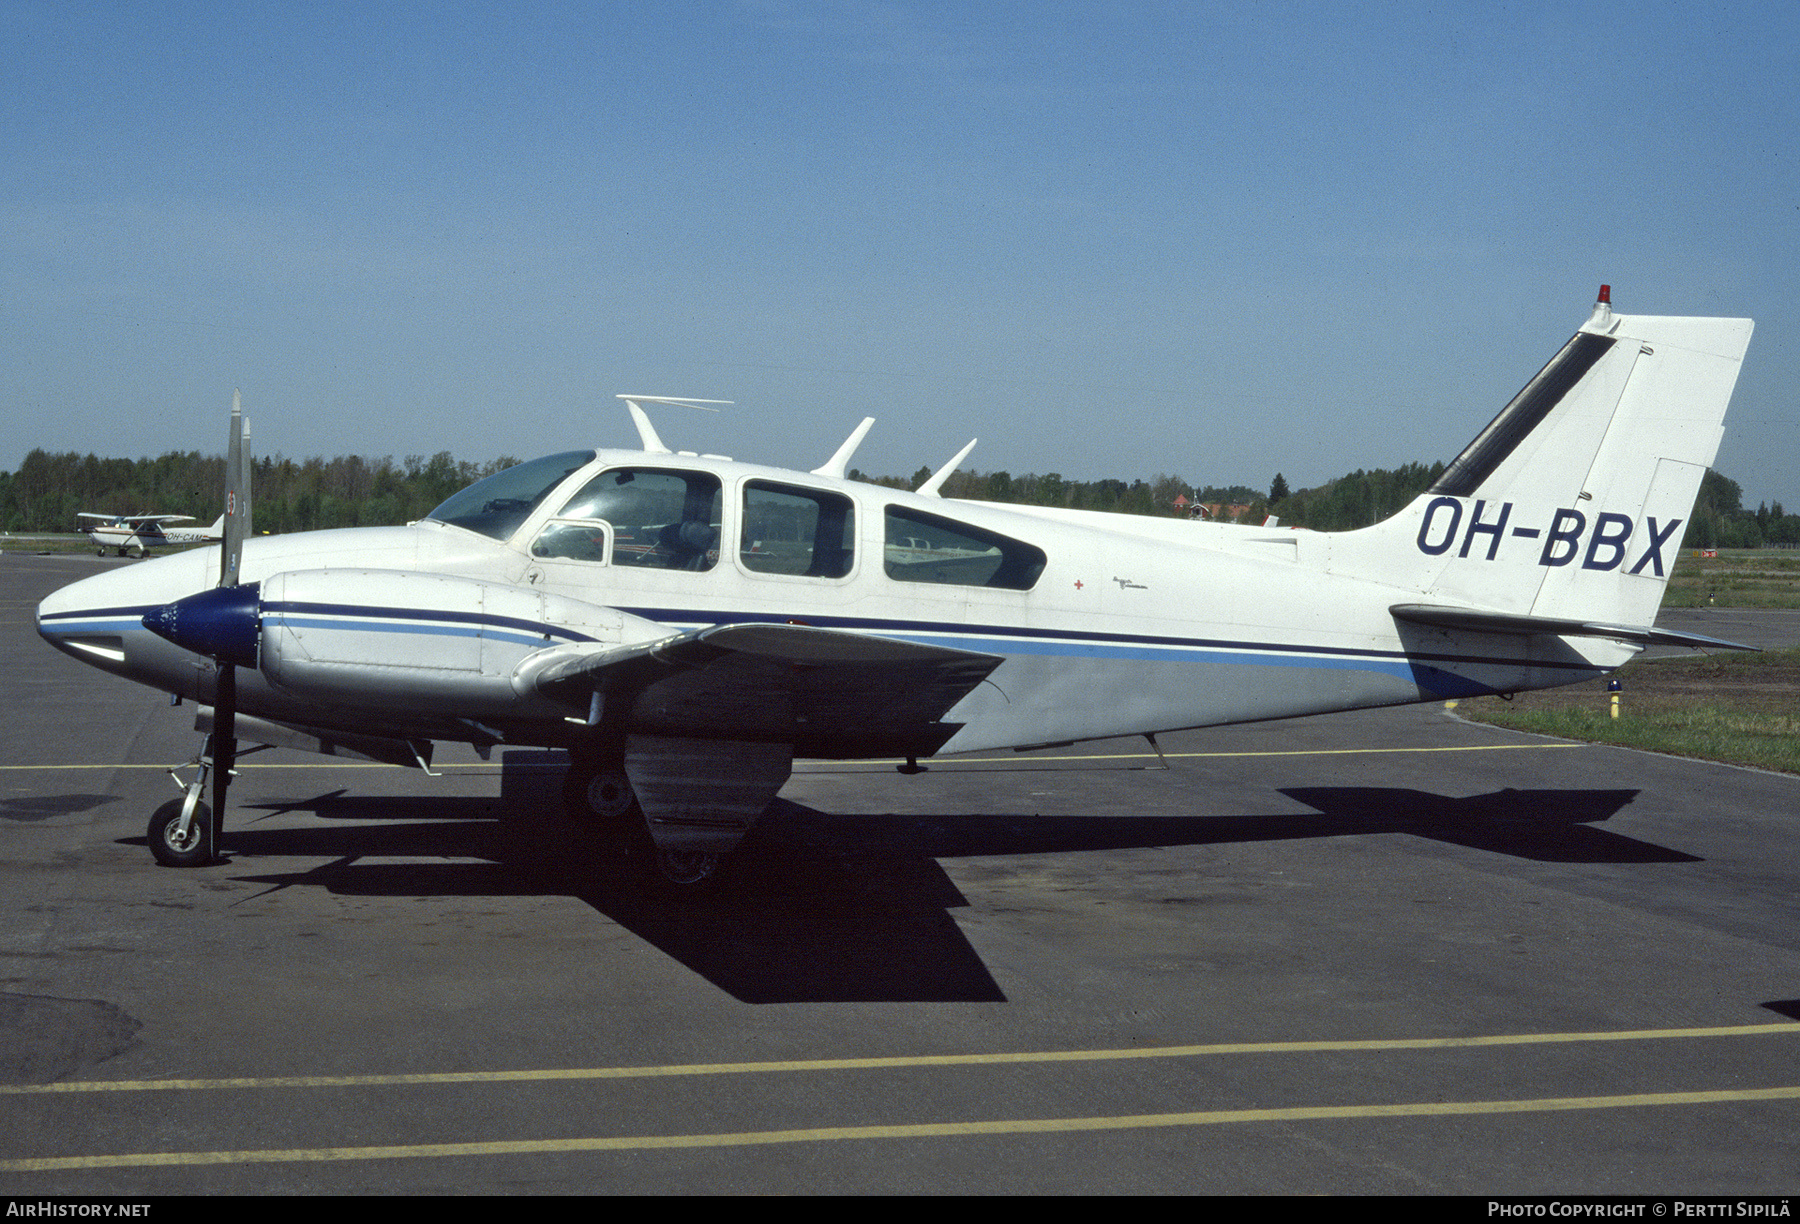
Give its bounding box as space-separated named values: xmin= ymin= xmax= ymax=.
xmin=142 ymin=583 xmax=261 ymax=668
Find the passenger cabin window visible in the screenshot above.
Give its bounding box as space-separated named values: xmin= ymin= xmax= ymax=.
xmin=740 ymin=481 xmax=855 ymax=579
xmin=884 ymin=506 xmax=1046 ymax=590
xmin=545 ymin=468 xmax=722 ymax=571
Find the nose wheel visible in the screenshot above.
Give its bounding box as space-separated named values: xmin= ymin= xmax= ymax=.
xmin=147 ymin=798 xmax=213 ymax=868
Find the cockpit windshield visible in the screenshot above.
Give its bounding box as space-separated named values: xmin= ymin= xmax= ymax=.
xmin=425 ymin=451 xmax=596 ymax=540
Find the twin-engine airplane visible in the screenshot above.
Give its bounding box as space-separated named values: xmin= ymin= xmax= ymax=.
xmin=79 ymin=512 xmax=225 ymax=558
xmin=36 ymin=290 xmax=1754 ymax=888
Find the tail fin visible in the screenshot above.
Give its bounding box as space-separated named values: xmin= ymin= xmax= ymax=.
xmin=1345 ymin=289 xmax=1753 ymax=635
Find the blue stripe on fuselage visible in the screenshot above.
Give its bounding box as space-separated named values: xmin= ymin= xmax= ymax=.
xmin=41 ymin=598 xmax=1599 ymax=689
xmin=269 ymin=613 xmax=554 ymax=649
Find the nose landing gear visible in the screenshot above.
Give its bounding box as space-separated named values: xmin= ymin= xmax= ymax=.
xmin=148 ymin=730 xmax=261 ymax=866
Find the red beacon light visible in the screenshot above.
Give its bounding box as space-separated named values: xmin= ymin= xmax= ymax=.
xmin=1588 ymin=283 xmax=1614 ymax=329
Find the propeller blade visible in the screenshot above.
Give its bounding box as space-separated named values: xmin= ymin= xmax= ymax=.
xmin=222 ymin=390 xmax=248 ymax=588
xmin=209 ymin=661 xmax=235 ymax=862
xmin=206 ymin=389 xmax=253 ymax=859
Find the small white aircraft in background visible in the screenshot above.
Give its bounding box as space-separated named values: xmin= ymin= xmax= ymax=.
xmin=36 ymin=290 xmax=1755 ymax=890
xmin=79 ymin=512 xmax=224 ymax=558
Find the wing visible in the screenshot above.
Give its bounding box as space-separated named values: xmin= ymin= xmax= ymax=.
xmin=526 ymin=622 xmax=1003 ymax=758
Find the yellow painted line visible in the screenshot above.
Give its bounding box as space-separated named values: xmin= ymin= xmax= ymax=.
xmin=0 ymin=762 xmax=458 ymax=771
xmin=7 ymin=1084 xmax=1800 ymax=1171
xmin=829 ymin=743 xmax=1582 ymax=767
xmin=0 ymin=742 xmax=1580 ymax=773
xmin=9 ymin=1022 xmax=1796 ymax=1095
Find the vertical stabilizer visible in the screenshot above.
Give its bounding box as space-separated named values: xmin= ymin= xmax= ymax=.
xmin=1341 ymin=291 xmax=1752 ymax=631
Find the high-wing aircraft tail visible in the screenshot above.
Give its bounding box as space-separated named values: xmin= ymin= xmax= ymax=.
xmin=1339 ymin=288 xmax=1754 ymax=648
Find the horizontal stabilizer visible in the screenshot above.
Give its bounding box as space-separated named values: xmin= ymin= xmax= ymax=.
xmin=1390 ymin=604 xmax=1755 ymax=651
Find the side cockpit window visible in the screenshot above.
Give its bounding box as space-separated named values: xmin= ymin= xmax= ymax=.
xmin=538 ymin=468 xmax=722 ymax=571
xmin=884 ymin=506 xmax=1045 ymax=590
xmin=530 ymin=520 xmax=612 ymax=563
xmin=740 ymin=481 xmax=855 ymax=579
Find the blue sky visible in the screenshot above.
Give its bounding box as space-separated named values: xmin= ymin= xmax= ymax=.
xmin=5 ymin=1 xmax=1796 ymax=508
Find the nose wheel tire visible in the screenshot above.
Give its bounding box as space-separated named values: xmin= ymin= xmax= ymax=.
xmin=147 ymin=798 xmax=213 ymax=867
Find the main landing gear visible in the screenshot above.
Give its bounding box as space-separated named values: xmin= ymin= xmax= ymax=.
xmin=562 ymin=752 xmax=727 ymax=890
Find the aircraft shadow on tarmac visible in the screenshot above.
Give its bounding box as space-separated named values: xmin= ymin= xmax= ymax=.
xmin=1277 ymin=786 xmax=1688 ymax=864
xmin=111 ymin=774 xmax=1683 ymax=1005
xmin=2 ymin=793 xmax=120 ymax=823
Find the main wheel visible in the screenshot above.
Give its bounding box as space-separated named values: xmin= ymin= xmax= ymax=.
xmin=562 ymin=763 xmax=637 ymax=821
xmin=622 ymin=818 xmax=728 ymax=892
xmin=147 ymin=798 xmax=212 ymax=867
xmin=654 ymin=846 xmax=723 ymax=887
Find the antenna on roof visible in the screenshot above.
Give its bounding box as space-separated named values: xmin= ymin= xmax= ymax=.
xmin=813 ymin=417 xmax=876 ymax=478
xmin=616 ymin=395 xmax=732 ymax=454
xmin=917 ymin=438 xmax=977 ymax=498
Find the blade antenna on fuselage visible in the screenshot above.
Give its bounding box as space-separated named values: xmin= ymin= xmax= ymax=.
xmin=616 ymin=395 xmax=732 ymax=454
xmin=916 ymin=438 xmax=978 ymax=497
xmin=813 ymin=417 xmax=876 ymax=479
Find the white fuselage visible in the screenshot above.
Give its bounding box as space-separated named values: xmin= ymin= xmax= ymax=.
xmin=38 ymin=448 xmax=1622 ymax=759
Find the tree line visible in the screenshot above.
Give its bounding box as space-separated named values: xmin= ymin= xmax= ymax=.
xmin=0 ymin=449 xmax=519 ymax=536
xmin=4 ymin=446 xmax=1796 ymax=549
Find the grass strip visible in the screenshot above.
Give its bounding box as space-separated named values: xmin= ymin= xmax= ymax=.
xmin=1459 ymin=647 xmax=1800 ymax=774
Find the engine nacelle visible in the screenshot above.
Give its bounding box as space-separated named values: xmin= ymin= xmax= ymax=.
xmin=255 ymin=569 xmax=658 ymax=716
